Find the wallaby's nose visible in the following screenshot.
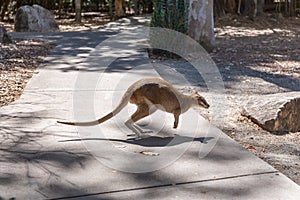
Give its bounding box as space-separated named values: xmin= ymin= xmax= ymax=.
xmin=205 ymin=102 xmax=210 ymax=108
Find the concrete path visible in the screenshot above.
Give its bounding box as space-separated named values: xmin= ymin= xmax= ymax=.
xmin=1 ymin=16 xmax=300 ymax=200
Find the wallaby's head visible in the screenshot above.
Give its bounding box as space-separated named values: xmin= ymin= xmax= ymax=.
xmin=191 ymin=90 xmax=210 ymax=109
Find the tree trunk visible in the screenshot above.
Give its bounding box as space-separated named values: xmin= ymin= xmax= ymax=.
xmin=224 ymin=0 xmax=236 ymax=13
xmin=240 ymin=0 xmax=257 ymax=18
xmin=108 ymin=0 xmax=113 ymax=17
xmin=188 ymin=0 xmax=215 ymax=51
xmin=0 ymin=0 xmax=10 ymax=21
xmin=115 ymin=0 xmax=125 ymax=17
xmin=257 ymin=0 xmax=264 ymax=16
xmin=75 ymin=0 xmax=81 ymax=23
xmin=214 ymin=0 xmax=226 ymax=18
xmin=285 ymin=0 xmax=296 ymax=16
xmin=146 ymin=1 xmax=153 ymax=13
xmin=134 ymin=0 xmax=139 ymax=15
xmin=58 ymin=0 xmax=63 ymax=19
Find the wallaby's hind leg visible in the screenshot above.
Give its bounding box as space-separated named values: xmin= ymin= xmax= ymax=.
xmin=173 ymin=111 xmax=180 ymax=129
xmin=125 ymin=103 xmax=155 ymax=139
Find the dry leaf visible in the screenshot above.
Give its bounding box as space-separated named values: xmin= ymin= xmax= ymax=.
xmin=246 ymin=145 xmax=256 ymax=150
xmin=139 ymin=151 xmax=160 ymax=156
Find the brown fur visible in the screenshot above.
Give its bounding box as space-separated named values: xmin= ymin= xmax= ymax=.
xmin=57 ymin=78 xmax=209 ymax=139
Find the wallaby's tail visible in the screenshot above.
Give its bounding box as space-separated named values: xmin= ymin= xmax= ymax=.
xmin=57 ymin=91 xmax=131 ymax=126
xmin=57 ymin=112 xmax=114 ymax=126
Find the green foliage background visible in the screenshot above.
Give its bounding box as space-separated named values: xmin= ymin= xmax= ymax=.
xmin=151 ymin=0 xmax=188 ymax=33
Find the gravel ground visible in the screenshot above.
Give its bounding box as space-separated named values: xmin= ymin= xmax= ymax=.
xmin=1 ymin=14 xmax=299 ymax=185
xmin=151 ymin=15 xmax=300 ymax=185
xmin=211 ymin=15 xmax=300 ymax=185
xmin=0 ymin=39 xmax=55 ymax=107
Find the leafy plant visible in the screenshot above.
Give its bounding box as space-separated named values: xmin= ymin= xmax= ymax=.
xmin=151 ymin=0 xmax=188 ymax=34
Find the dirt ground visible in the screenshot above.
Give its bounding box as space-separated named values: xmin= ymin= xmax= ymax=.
xmin=212 ymin=15 xmax=300 ymax=185
xmin=0 ymin=14 xmax=299 ymax=185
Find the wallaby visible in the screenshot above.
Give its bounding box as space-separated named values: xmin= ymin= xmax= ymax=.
xmin=57 ymin=78 xmax=209 ymax=139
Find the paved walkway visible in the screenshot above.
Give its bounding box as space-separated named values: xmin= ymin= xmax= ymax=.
xmin=1 ymin=16 xmax=300 ymax=200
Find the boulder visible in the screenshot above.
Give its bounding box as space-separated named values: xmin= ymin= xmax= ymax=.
xmin=242 ymin=92 xmax=300 ymax=134
xmin=14 ymin=4 xmax=59 ymax=32
xmin=0 ymin=24 xmax=12 ymax=43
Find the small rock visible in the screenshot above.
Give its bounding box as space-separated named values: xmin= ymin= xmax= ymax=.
xmin=0 ymin=24 xmax=12 ymax=43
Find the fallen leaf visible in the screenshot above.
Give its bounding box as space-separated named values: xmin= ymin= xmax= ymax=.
xmin=139 ymin=151 xmax=160 ymax=156
xmin=246 ymin=145 xmax=256 ymax=150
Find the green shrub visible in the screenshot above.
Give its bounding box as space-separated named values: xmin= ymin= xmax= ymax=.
xmin=150 ymin=0 xmax=188 ymax=34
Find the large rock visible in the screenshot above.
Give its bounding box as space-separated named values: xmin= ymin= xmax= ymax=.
xmin=242 ymin=92 xmax=300 ymax=134
xmin=0 ymin=24 xmax=12 ymax=43
xmin=15 ymin=4 xmax=59 ymax=32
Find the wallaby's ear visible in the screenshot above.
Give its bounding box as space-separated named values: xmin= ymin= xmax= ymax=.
xmin=192 ymin=88 xmax=198 ymax=94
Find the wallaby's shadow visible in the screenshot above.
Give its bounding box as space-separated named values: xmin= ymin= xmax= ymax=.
xmin=60 ymin=135 xmax=214 ymax=147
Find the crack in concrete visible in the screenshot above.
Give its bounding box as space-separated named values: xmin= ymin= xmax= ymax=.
xmin=47 ymin=171 xmax=279 ymax=200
